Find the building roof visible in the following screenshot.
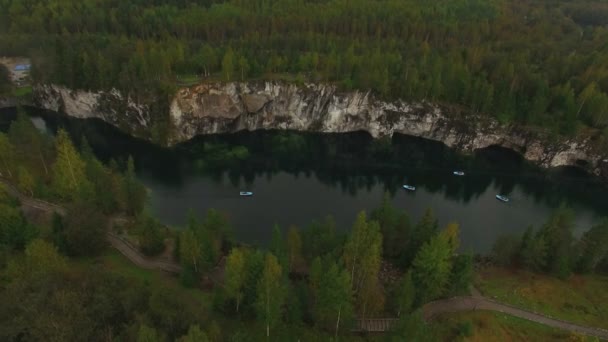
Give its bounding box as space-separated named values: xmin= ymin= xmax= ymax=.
xmin=14 ymin=64 xmax=31 ymax=71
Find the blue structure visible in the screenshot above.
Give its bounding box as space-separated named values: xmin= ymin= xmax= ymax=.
xmin=14 ymin=64 xmax=30 ymax=71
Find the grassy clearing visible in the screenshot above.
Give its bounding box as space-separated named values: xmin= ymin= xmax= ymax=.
xmin=175 ymin=74 xmax=202 ymax=85
xmin=432 ymin=310 xmax=579 ymax=341
xmin=475 ymin=266 xmax=608 ymax=330
xmin=98 ymin=248 xmax=212 ymax=306
xmin=174 ymin=72 xmax=309 ymax=87
xmin=12 ymin=86 xmax=32 ymax=97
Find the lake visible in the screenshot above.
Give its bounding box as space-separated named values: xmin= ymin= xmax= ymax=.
xmin=2 ymin=107 xmax=607 ymax=253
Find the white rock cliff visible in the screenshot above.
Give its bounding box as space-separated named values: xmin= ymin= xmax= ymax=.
xmin=31 ymin=82 xmax=608 ymax=179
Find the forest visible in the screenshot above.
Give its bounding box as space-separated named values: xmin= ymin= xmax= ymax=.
xmin=1 ymin=0 xmax=608 ymax=143
xmin=1 ymin=112 xmax=607 ymax=340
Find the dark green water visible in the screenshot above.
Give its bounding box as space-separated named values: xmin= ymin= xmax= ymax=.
xmin=2 ymin=107 xmax=607 ymax=253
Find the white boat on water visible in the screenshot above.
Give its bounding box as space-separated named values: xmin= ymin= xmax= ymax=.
xmin=453 ymin=171 xmax=465 ymax=176
xmin=496 ymin=194 xmax=509 ymax=202
xmin=402 ymin=185 xmax=416 ymax=191
xmin=240 ymin=191 xmax=253 ymax=196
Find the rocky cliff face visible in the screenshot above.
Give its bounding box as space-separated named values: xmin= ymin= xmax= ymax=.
xmin=32 ymin=84 xmax=151 ymax=137
xmin=32 ymin=82 xmax=608 ymax=179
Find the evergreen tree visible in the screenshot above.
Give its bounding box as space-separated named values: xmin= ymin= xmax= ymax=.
xmin=123 ymin=156 xmax=146 ymax=216
xmin=394 ymin=271 xmax=415 ymax=317
xmin=308 ymin=256 xmax=323 ymax=307
xmin=448 ymin=253 xmax=474 ymax=296
xmin=387 ymin=312 xmax=436 ymax=342
xmin=270 ymin=224 xmax=287 ymax=268
xmin=286 ymin=225 xmax=303 ymax=273
xmin=577 ymin=220 xmax=608 ymax=273
xmin=491 ymin=234 xmax=520 ymax=267
xmin=222 ymin=48 xmax=235 ymax=81
xmin=405 ymin=209 xmax=438 ymax=266
xmin=520 ymin=228 xmax=548 ymax=272
xmin=539 ymin=205 xmax=575 ymax=278
xmin=411 ymin=227 xmax=454 ymax=304
xmin=178 ymin=325 xmax=209 ymax=342
xmin=136 ymin=324 xmax=162 ymax=342
xmin=0 ymin=133 xmax=15 ymax=178
xmin=64 ymin=203 xmax=107 ymax=256
xmin=371 ymin=194 xmax=411 ymax=265
xmin=137 ymin=215 xmax=165 ymax=256
xmin=8 ymin=110 xmax=51 ymax=176
xmin=52 ymin=129 xmax=89 ymax=200
xmin=0 ymin=203 xmax=37 ymax=250
xmin=302 ymin=216 xmax=339 ymax=261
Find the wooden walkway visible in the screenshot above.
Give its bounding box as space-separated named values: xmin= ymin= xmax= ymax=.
xmin=352 ymin=318 xmax=399 ymax=332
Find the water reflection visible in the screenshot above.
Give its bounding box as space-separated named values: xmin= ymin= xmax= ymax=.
xmin=2 ymin=107 xmax=607 ymax=252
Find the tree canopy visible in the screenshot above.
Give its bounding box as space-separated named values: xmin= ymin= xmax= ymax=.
xmin=2 ymin=0 xmax=608 ymax=139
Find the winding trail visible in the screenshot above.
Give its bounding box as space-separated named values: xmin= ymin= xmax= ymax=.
xmin=107 ymin=231 xmax=182 ymax=274
xmin=3 ymin=179 xmax=608 ymax=338
xmin=1 ymin=178 xmax=181 ymax=273
xmin=423 ymin=296 xmax=608 ymax=339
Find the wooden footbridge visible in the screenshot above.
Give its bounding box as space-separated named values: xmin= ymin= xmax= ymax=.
xmin=352 ymin=318 xmax=399 ymax=332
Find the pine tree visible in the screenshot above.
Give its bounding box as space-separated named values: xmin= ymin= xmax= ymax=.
xmin=8 ymin=110 xmax=51 ymax=175
xmin=577 ymin=220 xmax=608 ymax=273
xmin=394 ymin=271 xmax=415 ymax=317
xmin=539 ymin=205 xmax=574 ymax=278
xmin=411 ymin=228 xmax=454 ymax=304
xmin=238 ymin=56 xmax=249 ymax=80
xmin=286 ymin=225 xmax=303 ymax=273
xmin=136 ymin=324 xmax=162 ymax=342
xmin=371 ymin=194 xmax=411 ymax=265
xmin=178 ymin=325 xmax=209 ymax=342
xmin=270 ymin=224 xmax=287 ymax=267
xmin=448 ymin=253 xmax=473 ymax=296
xmin=405 ymin=209 xmax=438 ymax=266
xmin=52 ymin=129 xmax=89 ymax=200
xmin=123 ymin=156 xmax=146 ymax=215
xmin=0 ymin=133 xmax=15 ymax=178
xmin=222 ymin=48 xmax=235 ymax=81
xmin=520 ymin=231 xmax=548 ymax=272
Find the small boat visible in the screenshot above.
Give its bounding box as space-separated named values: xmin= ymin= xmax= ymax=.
xmin=239 ymin=191 xmax=253 ymax=196
xmin=453 ymin=171 xmax=465 ymax=176
xmin=496 ymin=194 xmax=509 ymax=202
xmin=402 ymin=185 xmax=416 ymax=191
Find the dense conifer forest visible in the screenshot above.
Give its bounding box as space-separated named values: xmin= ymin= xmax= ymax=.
xmin=1 ymin=0 xmax=608 ymax=141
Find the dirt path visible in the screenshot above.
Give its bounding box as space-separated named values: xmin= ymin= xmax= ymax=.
xmin=423 ymin=296 xmax=608 ymax=339
xmin=1 ymin=178 xmax=66 ymax=215
xmin=1 ymin=178 xmax=181 ymax=274
xmin=107 ymin=231 xmax=181 ymax=274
